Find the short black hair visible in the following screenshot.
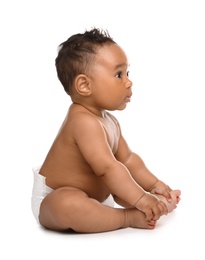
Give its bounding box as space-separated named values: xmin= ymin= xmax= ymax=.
xmin=55 ymin=28 xmax=116 ymax=95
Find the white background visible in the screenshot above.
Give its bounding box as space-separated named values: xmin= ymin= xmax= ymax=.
xmin=1 ymin=0 xmax=204 ymax=259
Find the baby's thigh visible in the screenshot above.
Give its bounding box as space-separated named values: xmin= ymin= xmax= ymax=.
xmin=39 ymin=187 xmax=89 ymax=231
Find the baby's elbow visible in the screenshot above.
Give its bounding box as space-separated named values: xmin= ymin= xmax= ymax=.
xmin=95 ymin=160 xmax=119 ymax=179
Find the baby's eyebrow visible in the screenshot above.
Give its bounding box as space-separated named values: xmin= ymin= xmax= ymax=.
xmin=114 ymin=63 xmax=129 ymax=71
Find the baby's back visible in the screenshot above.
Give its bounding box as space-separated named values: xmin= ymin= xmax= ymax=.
xmin=39 ymin=104 xmax=117 ymax=201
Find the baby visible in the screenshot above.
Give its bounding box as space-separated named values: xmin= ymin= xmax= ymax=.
xmin=31 ymin=28 xmax=181 ymax=233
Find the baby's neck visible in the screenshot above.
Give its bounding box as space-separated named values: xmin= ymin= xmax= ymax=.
xmin=72 ymin=103 xmax=107 ymax=118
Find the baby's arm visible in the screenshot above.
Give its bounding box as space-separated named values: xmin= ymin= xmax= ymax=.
xmin=73 ymin=116 xmax=167 ymax=221
xmin=94 ymin=160 xmax=168 ymax=220
xmin=115 ymin=135 xmax=173 ymax=202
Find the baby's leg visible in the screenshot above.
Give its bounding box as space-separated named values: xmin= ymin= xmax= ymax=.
xmin=156 ymin=190 xmax=181 ymax=213
xmin=39 ymin=187 xmax=156 ymax=233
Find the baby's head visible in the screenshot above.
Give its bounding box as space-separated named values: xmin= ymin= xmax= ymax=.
xmin=55 ymin=28 xmax=116 ymax=96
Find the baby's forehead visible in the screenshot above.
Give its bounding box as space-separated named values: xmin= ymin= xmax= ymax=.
xmin=93 ymin=43 xmax=128 ymax=66
xmin=96 ymin=43 xmax=125 ymax=54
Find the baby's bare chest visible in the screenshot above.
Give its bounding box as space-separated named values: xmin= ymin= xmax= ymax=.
xmin=100 ymin=117 xmax=120 ymax=153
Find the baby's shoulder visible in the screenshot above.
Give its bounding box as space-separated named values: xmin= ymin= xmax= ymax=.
xmin=67 ymin=107 xmax=101 ymax=128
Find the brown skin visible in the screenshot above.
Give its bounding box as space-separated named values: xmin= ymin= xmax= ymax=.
xmin=39 ymin=44 xmax=181 ymax=233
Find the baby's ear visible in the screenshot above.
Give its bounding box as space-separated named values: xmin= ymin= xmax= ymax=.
xmin=74 ymin=74 xmax=92 ymax=96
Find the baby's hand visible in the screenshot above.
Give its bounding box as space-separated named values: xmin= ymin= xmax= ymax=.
xmin=150 ymin=180 xmax=172 ymax=203
xmin=135 ymin=193 xmax=168 ymax=221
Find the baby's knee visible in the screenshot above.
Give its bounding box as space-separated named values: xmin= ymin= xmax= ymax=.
xmin=39 ymin=187 xmax=88 ymax=230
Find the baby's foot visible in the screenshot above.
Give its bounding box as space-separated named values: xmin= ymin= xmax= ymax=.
xmin=124 ymin=208 xmax=157 ymax=229
xmin=157 ymin=190 xmax=181 ymax=213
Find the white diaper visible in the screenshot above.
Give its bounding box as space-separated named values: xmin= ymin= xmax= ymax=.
xmin=31 ymin=166 xmax=114 ymax=225
xmin=31 ymin=166 xmax=53 ymax=224
xmin=102 ymin=193 xmax=115 ymax=207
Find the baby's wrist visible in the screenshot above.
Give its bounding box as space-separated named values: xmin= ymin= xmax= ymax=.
xmin=134 ymin=192 xmax=146 ymax=208
xmin=148 ymin=179 xmax=159 ymax=192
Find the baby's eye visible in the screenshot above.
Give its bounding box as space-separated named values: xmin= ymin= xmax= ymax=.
xmin=116 ymin=72 xmax=122 ymax=78
xmin=127 ymin=71 xmax=130 ymax=77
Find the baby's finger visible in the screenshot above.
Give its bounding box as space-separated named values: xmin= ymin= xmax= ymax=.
xmin=144 ymin=208 xmax=154 ymax=221
xmin=163 ymin=190 xmax=172 ymax=202
xmin=152 ymin=201 xmax=168 ymax=220
xmin=158 ymin=201 xmax=168 ymax=215
xmin=152 ymin=205 xmax=163 ymax=220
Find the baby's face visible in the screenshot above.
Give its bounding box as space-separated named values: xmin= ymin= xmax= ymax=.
xmin=88 ymin=44 xmax=133 ymax=111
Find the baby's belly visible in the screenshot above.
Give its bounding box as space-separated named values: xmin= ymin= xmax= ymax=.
xmin=74 ymin=177 xmax=111 ymax=202
xmin=46 ymin=173 xmax=111 ymax=202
